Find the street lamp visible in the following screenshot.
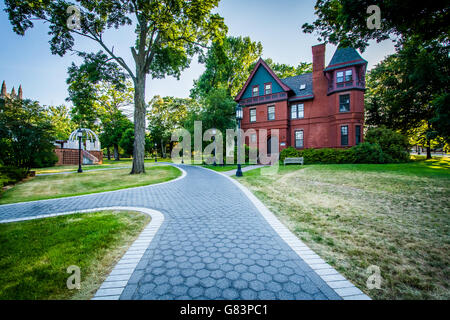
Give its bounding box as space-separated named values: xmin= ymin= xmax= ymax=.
xmin=154 ymin=142 xmax=158 ymax=163
xmin=212 ymin=128 xmax=217 ymax=166
xmin=235 ymin=104 xmax=243 ymax=177
xmin=77 ymin=128 xmax=83 ymax=173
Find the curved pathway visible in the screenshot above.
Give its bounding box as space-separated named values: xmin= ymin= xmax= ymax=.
xmin=0 ymin=165 xmax=367 ymax=300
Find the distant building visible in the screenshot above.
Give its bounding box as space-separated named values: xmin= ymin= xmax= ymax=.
xmin=1 ymin=81 xmax=23 ymax=100
xmin=235 ymin=44 xmax=367 ymax=153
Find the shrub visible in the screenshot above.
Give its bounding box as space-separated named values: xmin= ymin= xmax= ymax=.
xmin=0 ymin=166 xmax=29 ymax=198
xmin=352 ymin=142 xmax=386 ymax=164
xmin=297 ymin=148 xmax=356 ymax=164
xmin=32 ymin=150 xmax=59 ymax=168
xmin=280 ymin=147 xmax=301 ymax=162
xmin=365 ymin=127 xmax=410 ymax=162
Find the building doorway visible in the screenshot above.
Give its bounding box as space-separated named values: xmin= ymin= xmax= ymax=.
xmin=267 ymin=136 xmax=278 ymax=155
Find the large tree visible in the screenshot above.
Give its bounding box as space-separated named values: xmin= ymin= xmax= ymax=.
xmin=96 ymin=82 xmax=134 ymax=161
xmin=5 ymin=0 xmax=226 ymax=173
xmin=66 ymin=51 xmax=128 ymax=130
xmin=191 ymin=36 xmax=263 ymax=99
xmin=147 ymin=95 xmax=196 ymax=158
xmin=45 ymin=104 xmax=76 ymax=140
xmin=302 ymin=0 xmax=449 ymax=51
xmin=365 ymin=39 xmax=449 ymax=158
xmin=0 ymin=97 xmax=58 ymax=169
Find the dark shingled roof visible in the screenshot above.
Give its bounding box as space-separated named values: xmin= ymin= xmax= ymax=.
xmin=280 ymin=73 xmax=314 ymax=99
xmin=324 ymin=47 xmax=367 ymax=71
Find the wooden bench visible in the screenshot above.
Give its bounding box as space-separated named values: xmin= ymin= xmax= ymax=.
xmin=283 ymin=157 xmax=304 ymax=166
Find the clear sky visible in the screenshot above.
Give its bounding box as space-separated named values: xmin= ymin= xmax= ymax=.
xmin=0 ymin=0 xmax=396 ymax=107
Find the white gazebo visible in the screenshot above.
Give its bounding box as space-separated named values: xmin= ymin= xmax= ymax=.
xmin=65 ymin=128 xmax=101 ymax=151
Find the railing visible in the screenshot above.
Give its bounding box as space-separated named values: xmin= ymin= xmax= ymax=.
xmin=240 ymin=92 xmax=288 ymax=106
xmin=328 ymin=80 xmax=365 ymax=94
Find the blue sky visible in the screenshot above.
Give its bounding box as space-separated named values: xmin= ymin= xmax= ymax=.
xmin=0 ymin=0 xmax=396 ymax=106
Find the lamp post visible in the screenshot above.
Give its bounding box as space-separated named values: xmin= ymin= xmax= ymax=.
xmin=154 ymin=142 xmax=158 ymax=163
xmin=212 ymin=128 xmax=217 ymax=166
xmin=235 ymin=104 xmax=243 ymax=177
xmin=77 ymin=128 xmax=83 ymax=173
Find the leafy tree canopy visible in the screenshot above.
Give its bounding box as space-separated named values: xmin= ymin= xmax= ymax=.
xmin=45 ymin=104 xmax=76 ymax=140
xmin=0 ymin=97 xmax=58 ymax=169
xmin=191 ymin=36 xmax=263 ymax=99
xmin=302 ymin=0 xmax=449 ymax=51
xmin=5 ymin=0 xmax=227 ymax=173
xmin=148 ymin=95 xmax=198 ymax=157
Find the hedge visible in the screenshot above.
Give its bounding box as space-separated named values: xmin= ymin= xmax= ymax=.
xmin=0 ymin=166 xmax=29 ymax=197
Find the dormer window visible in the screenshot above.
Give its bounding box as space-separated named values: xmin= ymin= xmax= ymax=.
xmin=252 ymin=85 xmax=259 ymax=97
xmin=337 ymin=70 xmax=353 ymax=84
xmin=345 ymin=70 xmax=353 ymax=82
xmin=299 ymin=84 xmax=306 ymax=90
xmin=337 ymin=71 xmax=344 ymax=83
xmin=264 ymin=83 xmax=272 ymax=95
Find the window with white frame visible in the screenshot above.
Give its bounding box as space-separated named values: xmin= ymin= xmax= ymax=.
xmin=295 ymin=130 xmax=304 ymax=148
xmin=341 ymin=126 xmax=349 ymax=146
xmin=265 ymin=83 xmax=272 ymax=95
xmin=337 ymin=71 xmax=344 ymax=83
xmin=291 ymin=104 xmax=304 ymax=119
xmin=252 ymin=86 xmax=259 ymax=97
xmin=339 ymin=94 xmax=350 ymax=112
xmin=291 ymin=104 xmax=297 ymax=119
xmin=345 ymin=70 xmax=353 ymax=82
xmin=268 ymin=106 xmax=275 ymax=120
xmin=250 ymin=108 xmax=256 ymax=122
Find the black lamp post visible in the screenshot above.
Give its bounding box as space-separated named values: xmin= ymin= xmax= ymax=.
xmin=236 ymin=104 xmax=243 ymax=177
xmin=77 ymin=128 xmax=83 ymax=173
xmin=212 ymin=128 xmax=217 ymax=166
xmin=154 ymin=142 xmax=158 ymax=163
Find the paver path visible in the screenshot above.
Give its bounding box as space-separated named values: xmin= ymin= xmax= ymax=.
xmin=0 ymin=165 xmax=343 ymax=300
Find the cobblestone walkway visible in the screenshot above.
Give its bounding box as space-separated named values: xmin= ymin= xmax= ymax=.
xmin=0 ymin=165 xmax=352 ymax=300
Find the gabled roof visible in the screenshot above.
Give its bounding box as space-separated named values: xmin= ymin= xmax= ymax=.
xmin=235 ymin=58 xmax=292 ymax=101
xmin=281 ymin=73 xmax=313 ymax=98
xmin=324 ymin=46 xmax=367 ymax=72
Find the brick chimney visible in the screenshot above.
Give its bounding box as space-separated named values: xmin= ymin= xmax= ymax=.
xmin=312 ymin=43 xmax=326 ymax=73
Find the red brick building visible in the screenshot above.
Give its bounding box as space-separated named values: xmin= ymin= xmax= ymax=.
xmin=235 ymin=44 xmax=367 ymax=153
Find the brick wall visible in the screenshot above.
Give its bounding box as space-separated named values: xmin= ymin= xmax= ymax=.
xmin=55 ymin=149 xmax=103 ymax=166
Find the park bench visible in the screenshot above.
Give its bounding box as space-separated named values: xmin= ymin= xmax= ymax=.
xmin=283 ymin=157 xmax=304 ymax=166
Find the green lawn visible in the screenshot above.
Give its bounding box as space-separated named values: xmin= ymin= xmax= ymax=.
xmin=0 ymin=210 xmax=149 ymax=300
xmin=35 ymin=158 xmax=173 ymax=174
xmin=236 ymin=158 xmax=450 ymax=300
xmin=0 ymin=165 xmax=181 ymax=204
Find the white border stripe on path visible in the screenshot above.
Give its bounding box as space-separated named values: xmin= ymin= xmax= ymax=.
xmin=0 ymin=165 xmax=186 ymax=209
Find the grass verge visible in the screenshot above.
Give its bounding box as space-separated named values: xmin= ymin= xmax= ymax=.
xmin=236 ymin=158 xmax=450 ymax=299
xmin=0 ymin=165 xmax=181 ymax=204
xmin=0 ymin=210 xmax=150 ymax=300
xmin=35 ymin=158 xmax=173 ymax=175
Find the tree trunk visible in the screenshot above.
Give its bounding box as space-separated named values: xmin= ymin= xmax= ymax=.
xmin=161 ymin=138 xmax=166 ymax=158
xmin=107 ymin=147 xmax=111 ymax=160
xmin=114 ymin=144 xmax=120 ymax=161
xmin=131 ymin=72 xmax=146 ymax=174
xmin=426 ymin=139 xmax=432 ymax=159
